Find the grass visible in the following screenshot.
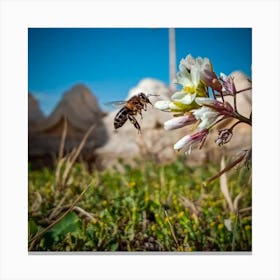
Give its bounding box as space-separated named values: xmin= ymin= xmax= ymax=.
xmin=28 ymin=155 xmax=251 ymax=252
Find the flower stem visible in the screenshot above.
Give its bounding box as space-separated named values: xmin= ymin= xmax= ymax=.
xmin=230 ymin=120 xmax=242 ymax=131
xmin=208 ymin=116 xmax=229 ymax=130
xmin=232 ymin=111 xmax=252 ymax=126
xmin=233 ymin=93 xmax=237 ymax=112
xmin=236 ymin=87 xmax=252 ymax=94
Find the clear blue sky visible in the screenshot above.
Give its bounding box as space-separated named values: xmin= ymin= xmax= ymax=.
xmin=28 ymin=28 xmax=252 ymax=116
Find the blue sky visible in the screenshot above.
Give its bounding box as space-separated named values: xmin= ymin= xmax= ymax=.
xmin=28 ymin=28 xmax=252 ymax=116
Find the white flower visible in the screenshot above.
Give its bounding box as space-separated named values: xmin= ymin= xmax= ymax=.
xmin=164 ymin=114 xmax=196 ymax=130
xmin=175 ymin=66 xmax=200 ymax=94
xmin=193 ymin=106 xmax=219 ymax=130
xmin=179 ymin=54 xmax=221 ymax=91
xmin=179 ymin=54 xmax=212 ymax=76
xmin=179 ymin=54 xmax=196 ymax=72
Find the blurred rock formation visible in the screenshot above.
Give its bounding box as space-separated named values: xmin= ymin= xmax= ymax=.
xmin=28 ymin=93 xmax=45 ymax=128
xmin=28 ymin=85 xmax=108 ymax=168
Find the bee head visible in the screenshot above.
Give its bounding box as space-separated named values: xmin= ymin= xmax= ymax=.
xmin=138 ymin=92 xmax=152 ymax=105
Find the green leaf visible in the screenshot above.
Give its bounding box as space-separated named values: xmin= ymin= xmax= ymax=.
xmin=50 ymin=212 xmax=81 ymax=239
xmin=28 ymin=220 xmax=38 ymax=237
xmin=110 ymin=242 xmax=119 ymax=251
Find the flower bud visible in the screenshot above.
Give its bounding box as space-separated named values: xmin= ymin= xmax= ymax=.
xmin=220 ymin=73 xmax=236 ymax=95
xmin=164 ymin=114 xmax=196 ymax=130
xmin=174 ymin=135 xmax=191 ymax=151
xmin=174 ymin=129 xmax=208 ymax=155
xmin=215 ymin=129 xmax=233 ymax=146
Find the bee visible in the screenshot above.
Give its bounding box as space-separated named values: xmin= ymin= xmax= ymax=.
xmin=108 ymin=93 xmax=156 ymax=133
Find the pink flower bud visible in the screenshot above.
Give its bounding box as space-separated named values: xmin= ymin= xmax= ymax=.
xmin=220 ymin=73 xmax=237 ymax=95
xmin=164 ymin=114 xmax=196 ymax=130
xmin=174 ymin=129 xmax=208 ymax=155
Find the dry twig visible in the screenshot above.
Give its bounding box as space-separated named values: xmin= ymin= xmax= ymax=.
xmin=164 ymin=209 xmax=179 ymax=248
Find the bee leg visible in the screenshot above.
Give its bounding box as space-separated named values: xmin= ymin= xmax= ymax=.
xmin=135 ymin=105 xmax=144 ymax=118
xmin=128 ymin=115 xmax=141 ymax=134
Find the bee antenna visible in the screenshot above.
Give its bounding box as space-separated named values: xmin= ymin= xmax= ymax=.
xmin=147 ymin=94 xmax=160 ymax=97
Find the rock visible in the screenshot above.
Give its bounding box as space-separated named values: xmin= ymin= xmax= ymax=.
xmin=38 ymin=84 xmax=105 ymax=133
xmin=28 ymin=84 xmax=108 ymax=168
xmin=28 ymin=93 xmax=45 ymax=129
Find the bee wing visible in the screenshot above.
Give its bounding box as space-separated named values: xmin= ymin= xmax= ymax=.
xmin=104 ymin=101 xmax=127 ymax=109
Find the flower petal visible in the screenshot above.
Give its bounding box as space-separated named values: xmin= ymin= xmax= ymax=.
xmin=186 ymin=54 xmax=196 ymax=68
xmin=175 ymin=71 xmax=192 ymax=88
xmin=168 ymin=102 xmax=182 ymax=111
xmin=174 ymin=135 xmax=191 ymax=150
xmin=180 ymin=93 xmax=196 ymax=105
xmin=171 ymin=91 xmax=187 ymax=101
xmin=179 ymin=54 xmax=196 ymax=72
xmin=154 ymin=100 xmax=171 ymax=111
xmin=190 ymin=65 xmax=200 ymax=87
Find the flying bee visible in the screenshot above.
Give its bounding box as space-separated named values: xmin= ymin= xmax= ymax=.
xmin=107 ymin=93 xmax=157 ymax=133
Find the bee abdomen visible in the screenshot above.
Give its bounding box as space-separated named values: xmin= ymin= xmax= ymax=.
xmin=114 ymin=107 xmax=128 ymax=129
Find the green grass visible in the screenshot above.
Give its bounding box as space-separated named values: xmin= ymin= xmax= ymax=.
xmin=28 ymin=157 xmax=251 ymax=252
